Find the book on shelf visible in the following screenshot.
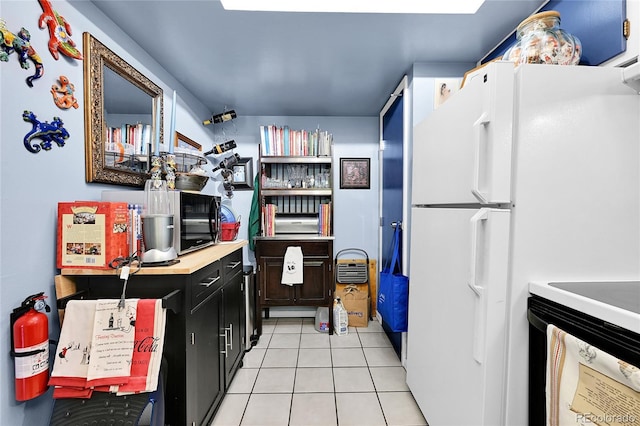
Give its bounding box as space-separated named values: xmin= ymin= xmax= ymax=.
xmin=261 ymin=204 xmax=277 ymax=237
xmin=259 ymin=125 xmax=333 ymax=157
xmin=106 ymin=123 xmax=151 ymax=156
xmin=318 ymin=202 xmax=331 ymax=236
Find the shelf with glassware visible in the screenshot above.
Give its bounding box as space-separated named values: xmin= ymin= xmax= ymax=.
xmin=259 ymin=155 xmax=333 ymax=237
xmin=258 ymin=125 xmax=333 ymax=237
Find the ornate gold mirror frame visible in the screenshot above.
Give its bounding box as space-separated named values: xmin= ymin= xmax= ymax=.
xmin=83 ymin=32 xmax=163 ymax=187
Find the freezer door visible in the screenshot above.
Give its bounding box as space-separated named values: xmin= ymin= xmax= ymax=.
xmin=412 ymin=61 xmax=514 ymax=205
xmin=406 ymin=207 xmax=510 ymax=425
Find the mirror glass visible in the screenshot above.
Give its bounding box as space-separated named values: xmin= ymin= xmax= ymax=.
xmin=84 ymin=32 xmax=163 ymax=187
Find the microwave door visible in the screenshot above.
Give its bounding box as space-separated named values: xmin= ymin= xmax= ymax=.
xmin=183 ymin=218 xmax=212 ymax=232
xmin=181 ymin=218 xmax=214 ymax=250
xmin=208 ymin=196 xmax=220 ymax=243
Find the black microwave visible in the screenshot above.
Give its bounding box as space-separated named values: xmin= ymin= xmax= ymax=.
xmin=101 ymin=190 xmax=221 ymax=255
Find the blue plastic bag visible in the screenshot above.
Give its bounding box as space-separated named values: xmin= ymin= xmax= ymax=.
xmin=377 ymin=225 xmax=408 ymax=332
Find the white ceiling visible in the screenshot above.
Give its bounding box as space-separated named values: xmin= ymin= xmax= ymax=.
xmin=89 ymin=0 xmax=545 ymax=117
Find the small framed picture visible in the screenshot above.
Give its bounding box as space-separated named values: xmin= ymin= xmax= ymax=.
xmin=340 ymin=158 xmax=370 ymax=189
xmin=232 ymin=157 xmax=253 ymax=190
xmin=174 ymin=132 xmax=202 ymax=151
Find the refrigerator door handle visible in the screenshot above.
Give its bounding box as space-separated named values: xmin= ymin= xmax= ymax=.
xmin=472 ymin=112 xmax=490 ymax=204
xmin=468 ymin=208 xmax=489 ymax=364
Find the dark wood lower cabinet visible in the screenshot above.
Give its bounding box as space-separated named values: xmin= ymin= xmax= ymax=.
xmin=255 ymin=238 xmax=334 ymax=334
xmin=221 ymin=249 xmax=245 ymax=388
xmin=60 ymin=244 xmax=246 ymax=426
xmin=189 ymin=286 xmax=224 ymax=425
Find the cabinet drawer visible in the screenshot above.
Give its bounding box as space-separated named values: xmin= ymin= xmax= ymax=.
xmin=222 ymin=249 xmax=243 ymax=281
xmin=191 ymin=260 xmax=222 ymax=310
xmin=256 ymin=240 xmax=331 ymax=257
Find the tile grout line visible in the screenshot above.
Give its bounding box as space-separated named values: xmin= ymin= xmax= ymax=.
xmin=287 ymin=328 xmax=301 ymax=426
xmin=243 ymin=318 xmax=275 ymax=426
xmin=229 ymin=318 xmax=399 ymax=426
xmin=218 ymin=318 xmax=279 ymax=426
xmin=330 ymin=330 xmax=339 ymax=426
xmin=360 ymin=328 xmax=390 ymax=426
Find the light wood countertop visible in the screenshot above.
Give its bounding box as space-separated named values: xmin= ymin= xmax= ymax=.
xmin=60 ymin=240 xmax=247 ymax=276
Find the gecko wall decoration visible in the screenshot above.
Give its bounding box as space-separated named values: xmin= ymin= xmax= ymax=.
xmin=22 ymin=110 xmax=70 ymax=153
xmin=0 ymin=20 xmax=44 ymax=87
xmin=37 ymin=0 xmax=83 ymax=60
xmin=50 ymin=75 xmax=78 ymax=109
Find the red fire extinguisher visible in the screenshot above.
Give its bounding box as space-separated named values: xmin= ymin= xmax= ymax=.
xmin=10 ymin=292 xmax=51 ymax=401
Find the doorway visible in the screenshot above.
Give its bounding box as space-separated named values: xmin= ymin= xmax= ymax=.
xmin=378 ymin=76 xmax=408 ymax=359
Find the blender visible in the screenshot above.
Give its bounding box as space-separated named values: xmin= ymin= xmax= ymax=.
xmin=141 ymin=179 xmax=178 ymax=264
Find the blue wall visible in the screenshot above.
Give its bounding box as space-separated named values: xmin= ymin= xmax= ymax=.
xmin=211 ymin=115 xmax=379 ymax=269
xmin=481 ymin=0 xmax=628 ymax=65
xmin=0 ymin=1 xmax=216 ymax=423
xmin=0 ymin=2 xmax=378 ymax=423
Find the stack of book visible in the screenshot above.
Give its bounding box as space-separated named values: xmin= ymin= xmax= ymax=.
xmin=107 ymin=123 xmax=152 ymax=156
xmin=318 ymin=202 xmax=332 ymax=236
xmin=261 ymin=204 xmax=277 ymax=237
xmin=260 ymin=125 xmax=332 ymax=157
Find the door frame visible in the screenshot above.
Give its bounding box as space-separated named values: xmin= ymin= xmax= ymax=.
xmin=378 ymin=75 xmax=410 ymax=365
xmin=378 ymin=75 xmax=410 ymax=276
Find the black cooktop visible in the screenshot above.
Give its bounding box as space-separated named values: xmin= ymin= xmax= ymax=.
xmin=549 ymin=281 xmax=640 ymax=314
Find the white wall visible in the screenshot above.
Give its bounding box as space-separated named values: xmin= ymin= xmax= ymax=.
xmin=0 ymin=2 xmax=378 ymax=423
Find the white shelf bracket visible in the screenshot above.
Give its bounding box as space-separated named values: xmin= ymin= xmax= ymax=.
xmin=622 ymin=62 xmax=640 ymax=93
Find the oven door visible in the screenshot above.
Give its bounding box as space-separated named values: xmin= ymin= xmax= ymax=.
xmin=528 ymin=296 xmax=640 ymax=425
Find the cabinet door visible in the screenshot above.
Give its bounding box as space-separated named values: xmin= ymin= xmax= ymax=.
xmin=222 ymin=272 xmax=244 ymax=388
xmin=222 ymin=247 xmax=245 ymax=354
xmin=260 ymin=256 xmax=294 ymax=305
xmin=296 ymin=257 xmax=331 ymax=303
xmin=259 ymin=255 xmax=331 ymax=305
xmin=257 ymin=239 xmax=333 ymax=306
xmin=187 ymin=290 xmax=223 ymax=426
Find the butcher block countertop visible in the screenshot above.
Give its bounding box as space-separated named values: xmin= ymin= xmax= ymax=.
xmin=60 ymin=240 xmax=247 ymax=276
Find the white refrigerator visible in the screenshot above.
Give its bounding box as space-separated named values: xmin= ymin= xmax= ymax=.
xmin=406 ymin=62 xmax=640 ymax=426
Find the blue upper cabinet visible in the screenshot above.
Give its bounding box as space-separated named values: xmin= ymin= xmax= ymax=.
xmin=483 ymin=0 xmax=627 ymax=65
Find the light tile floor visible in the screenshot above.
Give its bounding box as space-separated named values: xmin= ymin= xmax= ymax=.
xmin=211 ymin=317 xmax=428 ymax=426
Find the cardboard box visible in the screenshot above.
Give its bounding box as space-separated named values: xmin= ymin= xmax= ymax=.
xmin=335 ymin=284 xmax=369 ymax=327
xmin=335 ymin=259 xmax=377 ymax=316
xmin=57 ymin=202 xmax=129 ymax=269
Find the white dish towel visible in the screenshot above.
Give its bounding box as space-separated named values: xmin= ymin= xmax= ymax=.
xmin=546 ymin=324 xmax=640 ymax=426
xmin=49 ymin=299 xmax=138 ymax=394
xmin=281 ymin=246 xmax=304 ymax=285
